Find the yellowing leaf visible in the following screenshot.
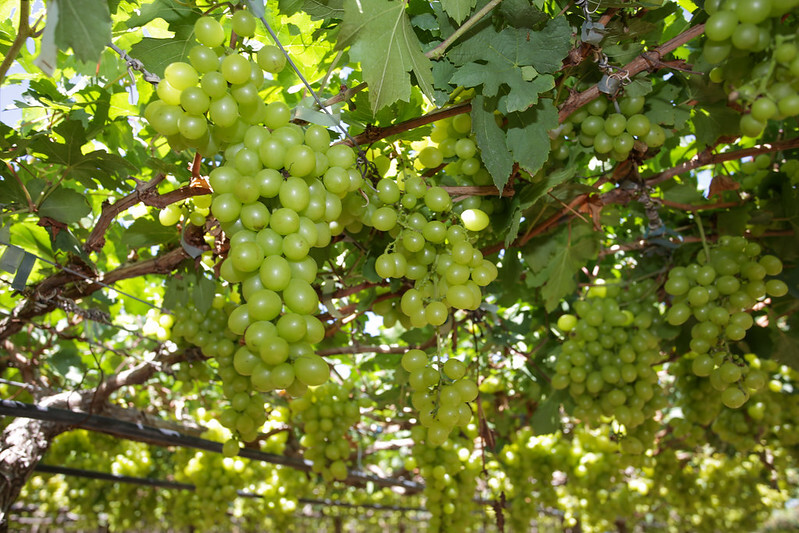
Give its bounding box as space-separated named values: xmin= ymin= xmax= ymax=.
xmin=337 ymin=0 xmax=434 ymax=113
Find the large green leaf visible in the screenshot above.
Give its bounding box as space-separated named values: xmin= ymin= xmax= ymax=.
xmin=441 ymin=0 xmax=476 ymax=24
xmin=471 ymin=95 xmax=514 ymax=192
xmin=128 ymin=26 xmax=195 ymax=78
xmin=448 ymin=17 xmax=571 ymax=112
xmin=125 ymin=0 xmax=195 ymax=28
xmin=337 ymin=0 xmax=435 ymax=112
xmin=53 ymin=0 xmax=112 ymax=64
xmin=523 ymin=222 xmax=600 ymax=311
xmin=38 ymin=187 xmax=92 ymax=224
xmin=505 ymin=98 xmax=559 ymax=177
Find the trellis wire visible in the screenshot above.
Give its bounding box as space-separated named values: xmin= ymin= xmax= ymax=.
xmin=0 ymin=399 xmax=423 ymax=493
xmin=33 ymin=464 xmax=428 ymax=513
xmin=0 ymin=244 xmax=167 ymax=314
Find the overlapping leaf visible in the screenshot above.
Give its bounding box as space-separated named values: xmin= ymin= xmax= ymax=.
xmin=337 ymin=0 xmax=435 ymax=112
xmin=448 ymin=17 xmax=571 ymax=113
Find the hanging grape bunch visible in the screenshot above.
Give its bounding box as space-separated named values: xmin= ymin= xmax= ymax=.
xmin=140 ymin=10 xmax=369 ymax=442
xmin=562 ymin=95 xmax=667 ymax=161
xmin=702 ymin=0 xmax=799 ymax=137
xmin=664 ymin=236 xmax=787 ymax=408
xmin=289 ymin=382 xmax=366 ymax=482
xmin=401 ymin=350 xmax=478 ymax=446
xmin=553 ymin=281 xmax=667 ymax=444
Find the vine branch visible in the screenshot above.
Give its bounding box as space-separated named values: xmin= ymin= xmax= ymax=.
xmin=557 ymin=23 xmax=706 ymax=122
xmin=344 ymin=102 xmax=472 ymax=146
xmin=0 ymin=0 xmax=31 ymax=85
xmin=85 ymin=174 xmax=212 ymax=253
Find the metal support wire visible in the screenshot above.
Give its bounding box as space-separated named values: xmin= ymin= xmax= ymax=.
xmin=33 ymin=464 xmax=428 ymax=513
xmin=0 ymin=399 xmax=423 ymax=493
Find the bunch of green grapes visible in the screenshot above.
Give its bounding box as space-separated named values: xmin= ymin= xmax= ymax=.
xmin=565 ymin=95 xmax=666 ymax=160
xmin=664 ymin=236 xmax=787 ymax=408
xmin=168 ymin=289 xmax=238 ymax=360
xmin=19 ymin=430 xmax=164 ymax=532
xmin=736 ymin=153 xmax=773 ymax=190
xmin=288 ymin=382 xmax=364 ymax=482
xmin=168 ymin=420 xmax=248 ymax=530
xmin=702 ymin=0 xmax=799 ymax=137
xmin=359 ymin=177 xmax=497 ymax=329
xmin=143 ymin=10 xmax=349 ymax=398
xmin=212 ymin=123 xmax=355 ymax=397
xmin=400 ymin=349 xmax=478 ymax=446
xmin=493 ymin=430 xmax=566 ymax=531
xmin=173 ymin=357 xmax=214 ymax=392
xmin=336 ymin=115 xmax=498 ymax=332
xmin=669 ymin=351 xmax=773 ymax=448
xmin=646 ymin=448 xmax=785 ymax=532
xmin=710 ymin=358 xmax=799 ymax=450
xmin=406 ymin=426 xmax=481 ymax=533
xmin=158 ymin=193 xmax=213 ymax=228
xmin=143 ymin=11 xmax=286 ymax=155
xmin=552 ymin=281 xmax=667 ymax=436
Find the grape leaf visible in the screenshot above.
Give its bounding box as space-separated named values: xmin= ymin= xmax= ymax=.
xmin=523 ymin=222 xmax=600 ymax=311
xmin=336 ymin=0 xmax=435 ymax=113
xmin=121 ymin=218 xmax=180 ymax=249
xmin=449 ymin=16 xmax=571 ymax=73
xmin=498 ymin=0 xmax=548 ymax=28
xmin=505 ymin=98 xmax=559 ymax=177
xmin=692 ymin=104 xmax=739 ymax=148
xmin=52 ymin=0 xmax=112 ymax=64
xmin=194 ymin=274 xmax=216 ymax=315
xmin=448 ymin=17 xmax=570 ymax=112
xmin=471 ymin=95 xmax=514 ymax=192
xmin=129 ymin=26 xmax=195 ymax=78
xmin=441 ymin=0 xmax=476 ymax=24
xmin=125 ymin=0 xmax=195 ymax=28
xmin=30 ymin=125 xmax=136 ymax=190
xmin=38 ymin=187 xmax=92 ymax=224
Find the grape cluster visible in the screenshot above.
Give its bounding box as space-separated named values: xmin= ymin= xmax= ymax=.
xmin=401 ymin=349 xmax=478 ymax=446
xmin=19 ymin=430 xmax=162 ymax=532
xmin=553 ymin=281 xmax=667 ymax=440
xmin=158 ymin=193 xmax=213 ymax=228
xmin=162 ymin=289 xmax=274 ymax=442
xmin=144 ymin=12 xmax=286 ymax=154
xmin=734 ymin=153 xmax=773 ymax=190
xmin=673 ymin=354 xmax=799 ymax=452
xmin=289 ymin=382 xmax=363 ymax=482
xmin=144 ymin=13 xmax=370 ymax=401
xmin=702 ymin=0 xmax=799 ymax=137
xmin=563 ymin=95 xmax=666 ymax=161
xmin=406 ymin=427 xmax=480 ymax=533
xmin=366 ymin=176 xmax=498 ymax=328
xmin=169 ymin=421 xmax=247 ymax=530
xmin=664 ymin=236 xmax=787 ymax=408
